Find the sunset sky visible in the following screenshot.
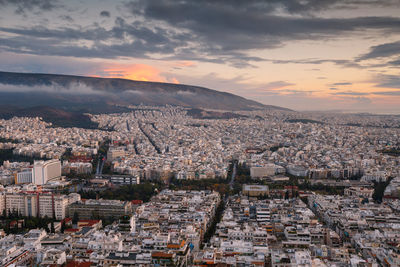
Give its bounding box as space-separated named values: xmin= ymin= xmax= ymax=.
xmin=1 ymin=0 xmax=400 ymax=113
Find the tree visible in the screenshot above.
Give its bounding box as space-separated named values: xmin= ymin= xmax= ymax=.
xmin=51 ymin=221 xmax=55 ymax=233
xmin=61 ymin=221 xmax=66 ymax=233
xmin=285 ymin=190 xmax=290 ymax=200
xmin=73 ymin=211 xmax=79 ymax=225
xmin=372 ymin=177 xmax=393 ymax=203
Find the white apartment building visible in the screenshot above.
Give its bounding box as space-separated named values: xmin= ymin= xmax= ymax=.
xmin=0 ymin=193 xmax=5 ymax=215
xmin=344 ymin=187 xmax=374 ymax=199
xmin=33 ymin=160 xmax=61 ymax=185
xmin=5 ymin=192 xmax=38 ymax=217
xmin=16 ymin=169 xmax=33 ymax=184
xmin=4 ymin=192 xmax=70 ymax=219
xmin=39 ymin=194 xmax=69 ymax=220
xmin=15 ymin=160 xmax=61 ymax=185
xmin=361 ymin=171 xmax=388 ymax=183
xmin=107 ymin=149 xmax=125 ymax=162
xmin=250 ymin=165 xmax=276 ymax=178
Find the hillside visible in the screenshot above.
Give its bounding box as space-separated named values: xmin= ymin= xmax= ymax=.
xmin=0 ymin=71 xmax=290 ymax=112
xmin=0 ymin=105 xmax=98 ymax=129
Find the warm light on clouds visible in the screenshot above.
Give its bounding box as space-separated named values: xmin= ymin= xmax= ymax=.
xmin=0 ymin=0 xmax=400 ymax=113
xmin=97 ymin=64 xmax=179 ymax=84
xmin=175 ymin=61 xmax=196 ymax=68
xmin=170 ymin=77 xmax=180 ymax=84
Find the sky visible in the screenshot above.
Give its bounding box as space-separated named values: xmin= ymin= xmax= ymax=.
xmin=0 ymin=0 xmax=400 ymax=113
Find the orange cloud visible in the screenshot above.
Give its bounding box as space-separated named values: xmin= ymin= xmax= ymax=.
xmin=170 ymin=77 xmax=180 ymax=84
xmin=175 ymin=61 xmax=196 ymax=68
xmin=103 ymin=64 xmax=166 ymax=82
xmin=96 ymin=63 xmax=180 ymax=84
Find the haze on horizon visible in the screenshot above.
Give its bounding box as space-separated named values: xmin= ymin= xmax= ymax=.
xmin=0 ymin=0 xmax=400 ymax=114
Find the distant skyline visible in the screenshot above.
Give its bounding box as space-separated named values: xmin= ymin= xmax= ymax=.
xmin=1 ymin=0 xmax=400 ymax=113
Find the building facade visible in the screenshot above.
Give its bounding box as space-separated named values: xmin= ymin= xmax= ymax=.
xmin=68 ymin=199 xmax=132 ymax=220
xmin=2 ymin=192 xmax=71 ymax=219
xmin=15 ymin=160 xmax=61 ymax=185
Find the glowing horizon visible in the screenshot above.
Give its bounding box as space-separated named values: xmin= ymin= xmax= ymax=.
xmin=0 ymin=0 xmax=399 ymax=113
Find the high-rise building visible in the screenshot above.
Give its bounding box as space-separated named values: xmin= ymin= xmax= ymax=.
xmin=33 ymin=160 xmax=61 ymax=185
xmin=15 ymin=160 xmax=61 ymax=185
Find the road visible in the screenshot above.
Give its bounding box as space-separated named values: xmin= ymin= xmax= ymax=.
xmin=229 ymin=161 xmax=237 ymax=191
xmin=96 ymin=156 xmax=106 ymax=176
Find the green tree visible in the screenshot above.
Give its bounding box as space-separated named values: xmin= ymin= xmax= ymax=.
xmin=73 ymin=211 xmax=79 ymax=224
xmin=285 ymin=190 xmax=289 ymax=200
xmin=61 ymin=221 xmax=66 ymax=233
xmin=50 ymin=221 xmax=55 ymax=233
xmin=372 ymin=177 xmax=393 ymax=203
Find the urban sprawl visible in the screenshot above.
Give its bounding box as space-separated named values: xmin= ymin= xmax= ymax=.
xmin=0 ymin=105 xmax=399 ymax=266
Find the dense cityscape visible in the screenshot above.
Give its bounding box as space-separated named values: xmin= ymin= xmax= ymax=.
xmin=0 ymin=106 xmax=398 ymax=266
xmin=1 ymin=0 xmax=400 ymax=266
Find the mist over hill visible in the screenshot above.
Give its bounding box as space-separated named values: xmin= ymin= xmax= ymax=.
xmin=0 ymin=71 xmax=292 ymax=128
xmin=0 ymin=71 xmax=289 ymax=112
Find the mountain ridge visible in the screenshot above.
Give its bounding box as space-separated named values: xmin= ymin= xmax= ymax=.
xmin=0 ymin=71 xmax=291 ymax=112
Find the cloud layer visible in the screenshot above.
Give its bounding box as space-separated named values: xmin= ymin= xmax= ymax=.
xmin=0 ymin=0 xmax=399 ymax=113
xmin=0 ymin=0 xmax=400 ymax=68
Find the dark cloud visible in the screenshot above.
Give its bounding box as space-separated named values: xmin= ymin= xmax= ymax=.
xmin=0 ymin=17 xmax=190 ymax=59
xmin=122 ymin=0 xmax=400 ymax=66
xmin=388 ymin=59 xmax=400 ymax=65
xmin=0 ymin=0 xmax=59 ymax=14
xmin=330 ymin=87 xmax=338 ymax=90
xmin=358 ymin=40 xmax=400 ymax=60
xmin=100 ymin=10 xmax=111 ymax=17
xmin=147 ymin=6 xmax=399 ymax=48
xmin=267 ymin=58 xmax=364 ymax=69
xmin=373 ymin=75 xmax=400 ymax=88
xmin=61 ymin=15 xmax=74 ymax=23
xmin=0 ymin=35 xmax=154 ymax=59
xmin=332 ymin=82 xmax=352 ymax=86
xmin=372 ymin=90 xmax=400 ymax=96
xmin=130 ymin=0 xmax=399 ymax=18
xmin=0 ymin=0 xmax=400 ymax=67
xmin=332 ymin=91 xmax=369 ymax=96
xmin=0 ymin=26 xmax=109 ymax=41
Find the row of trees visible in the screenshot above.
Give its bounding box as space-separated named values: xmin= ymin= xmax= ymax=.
xmin=0 ymin=137 xmax=20 ymax=143
xmin=234 ymin=163 xmax=346 ymax=195
xmin=169 ymin=177 xmax=230 ymax=196
xmin=380 ymin=148 xmax=400 ymax=157
xmin=0 ymin=213 xmax=55 ymax=234
xmin=79 ymin=182 xmax=163 ymax=202
xmin=201 ymin=199 xmax=225 ymax=248
xmin=0 ymin=148 xmax=47 ymax=165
